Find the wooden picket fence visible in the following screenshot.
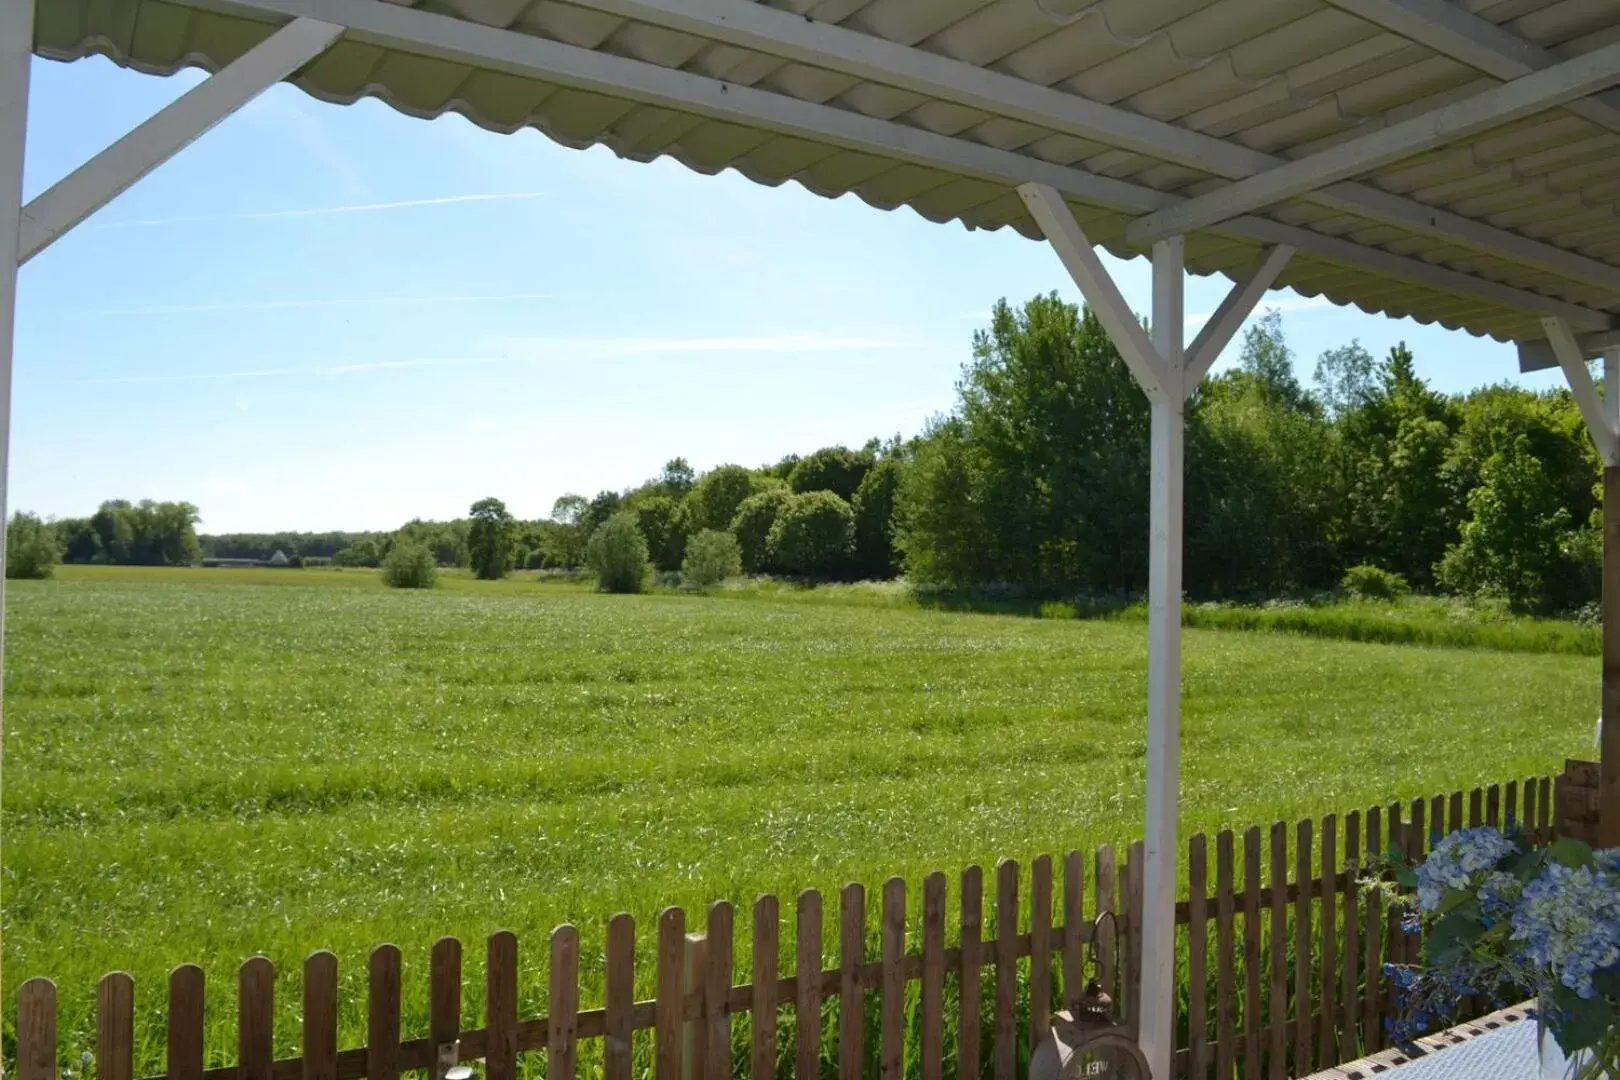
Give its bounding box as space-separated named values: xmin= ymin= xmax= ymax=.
xmin=1178 ymin=774 xmax=1553 ymax=1080
xmin=10 ymin=775 xmax=1557 ymax=1080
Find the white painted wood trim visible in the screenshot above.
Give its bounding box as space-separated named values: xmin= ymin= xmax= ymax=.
xmin=1185 ymin=245 xmax=1295 ymax=389
xmin=0 ymin=0 xmax=36 ymax=839
xmin=1128 ymin=39 xmax=1620 ymax=244
xmin=1140 ymin=237 xmax=1186 ymax=1080
xmin=1018 ymin=183 xmax=1169 ymax=401
xmin=1607 ymin=350 xmax=1619 ymax=433
xmin=17 ymin=17 xmax=341 ymax=263
xmin=1546 ymin=316 xmax=1620 ymax=466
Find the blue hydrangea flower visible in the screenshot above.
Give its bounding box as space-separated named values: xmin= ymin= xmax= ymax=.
xmin=1477 ymin=870 xmax=1522 ymax=923
xmin=1596 ymin=847 xmax=1620 ymax=876
xmin=1415 ymin=827 xmax=1517 ymax=912
xmin=1510 ymin=862 xmax=1620 ymax=999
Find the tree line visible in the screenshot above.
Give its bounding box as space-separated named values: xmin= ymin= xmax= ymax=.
xmin=6 ymin=292 xmax=1606 ymax=615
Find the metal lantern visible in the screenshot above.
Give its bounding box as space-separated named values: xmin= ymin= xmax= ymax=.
xmin=1029 ymin=914 xmax=1152 ymax=1080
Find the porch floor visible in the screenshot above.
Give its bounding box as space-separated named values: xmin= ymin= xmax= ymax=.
xmin=1298 ymin=1004 xmax=1536 ymax=1079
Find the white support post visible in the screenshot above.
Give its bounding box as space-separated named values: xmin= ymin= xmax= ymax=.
xmin=1140 ymin=237 xmax=1185 ymax=1080
xmin=1020 ymin=196 xmax=1293 ymax=1080
xmin=18 ymin=16 xmax=341 ymax=263
xmin=1548 ymin=318 xmax=1620 ymax=847
xmin=0 ymin=0 xmax=34 ymax=999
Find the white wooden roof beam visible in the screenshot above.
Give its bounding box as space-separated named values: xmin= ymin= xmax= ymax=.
xmin=1185 ymin=245 xmax=1295 ymax=386
xmin=1019 ymin=183 xmax=1170 ymax=402
xmin=1545 ymin=316 xmax=1620 ymax=465
xmin=160 ymin=0 xmax=1616 ymax=333
xmin=18 ymin=16 xmax=342 ymax=263
xmin=552 ymin=0 xmax=1620 ymax=295
xmin=1322 ymin=0 xmax=1620 ymax=136
xmin=1127 ymin=40 xmax=1620 ymax=245
xmin=1518 ymin=327 xmax=1620 ymax=371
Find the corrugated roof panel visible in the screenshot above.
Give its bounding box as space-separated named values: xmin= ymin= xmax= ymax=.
xmin=34 ymin=0 xmax=1620 ymax=344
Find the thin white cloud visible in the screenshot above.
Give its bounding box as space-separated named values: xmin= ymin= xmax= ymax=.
xmin=69 ymin=333 xmax=911 ymax=387
xmin=88 ymin=292 xmax=556 ymax=317
xmin=95 ymin=192 xmax=545 ymax=230
xmin=499 ymin=333 xmax=920 ymax=357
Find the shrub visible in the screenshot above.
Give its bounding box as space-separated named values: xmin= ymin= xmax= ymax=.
xmin=686 ymin=465 xmax=769 ymax=532
xmin=788 ymin=446 xmax=872 ymax=502
xmin=381 ymin=539 xmax=437 ymax=589
xmin=730 ymin=487 xmax=792 ymax=573
xmin=768 ymin=490 xmax=855 ymax=578
xmin=1341 ymin=563 xmax=1410 ymax=601
xmin=633 ymin=495 xmax=688 ymax=571
xmin=683 ymin=529 xmax=742 ymax=588
xmin=587 ymin=512 xmax=649 ymax=594
xmin=7 ymin=512 xmax=61 ymax=579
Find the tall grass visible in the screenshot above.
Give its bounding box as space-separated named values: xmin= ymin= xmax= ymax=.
xmin=1 ymin=566 xmax=1594 ymax=1074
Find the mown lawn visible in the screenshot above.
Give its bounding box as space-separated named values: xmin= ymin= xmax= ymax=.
xmin=0 ymin=566 xmax=1597 ymax=1069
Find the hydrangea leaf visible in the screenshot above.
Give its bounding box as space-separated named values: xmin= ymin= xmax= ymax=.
xmin=1549 ymin=984 xmax=1612 ymax=1054
xmin=1423 ymin=903 xmax=1485 ymax=964
xmin=1548 ymin=837 xmax=1597 ymax=870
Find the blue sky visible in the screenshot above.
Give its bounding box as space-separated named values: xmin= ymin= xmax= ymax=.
xmin=14 ymin=54 xmax=1566 ymax=533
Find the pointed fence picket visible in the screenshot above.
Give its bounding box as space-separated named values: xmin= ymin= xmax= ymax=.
xmin=12 ymin=775 xmax=1558 ymax=1080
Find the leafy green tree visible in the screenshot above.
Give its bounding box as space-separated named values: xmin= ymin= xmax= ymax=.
xmin=466 ymin=497 xmax=516 ymax=580
xmin=852 ymin=455 xmax=904 ymax=579
xmin=900 ymin=295 xmax=1152 ymax=591
xmin=334 ymin=536 xmax=385 ymax=567
xmin=1437 ymin=436 xmax=1586 ymax=613
xmin=89 ymin=500 xmax=135 ymax=563
xmin=1313 ymin=340 xmax=1380 ymax=418
xmin=763 ymin=454 xmax=801 ymax=481
xmin=686 ymin=465 xmax=764 ymax=533
xmin=658 ymin=458 xmax=696 ymax=498
xmin=1330 ymin=344 xmax=1461 ymax=587
xmin=587 ymin=511 xmax=649 ymax=594
xmin=897 ymin=417 xmax=993 ymax=588
xmin=1189 ymin=367 xmax=1337 ymax=595
xmin=682 ymin=529 xmax=742 ymax=587
xmin=1237 ymin=308 xmax=1313 ymax=413
xmin=580 ymin=491 xmax=624 ymax=540
xmin=767 ymin=490 xmax=855 ymax=578
xmin=548 ymin=494 xmax=590 ymax=568
xmin=56 ymin=518 xmax=98 ymax=563
xmin=633 ymin=496 xmax=688 ymax=571
xmin=730 ymin=487 xmax=792 ymax=574
xmin=381 ymin=538 xmax=437 ymax=588
xmin=788 ymin=446 xmax=873 ymax=502
xmin=7 ymin=512 xmax=61 ymax=579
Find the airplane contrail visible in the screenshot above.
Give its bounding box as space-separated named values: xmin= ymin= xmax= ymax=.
xmin=97 ymin=192 xmax=546 ymax=229
xmin=90 ymin=292 xmax=556 ymax=317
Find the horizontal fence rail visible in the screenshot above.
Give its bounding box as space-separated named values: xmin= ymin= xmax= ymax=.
xmin=11 ymin=776 xmax=1556 ymax=1080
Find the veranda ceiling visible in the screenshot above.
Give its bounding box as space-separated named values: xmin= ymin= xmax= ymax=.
xmin=33 ymin=0 xmax=1620 ymax=346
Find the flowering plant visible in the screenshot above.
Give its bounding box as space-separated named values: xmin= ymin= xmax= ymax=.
xmin=1380 ymin=828 xmax=1620 ymax=1079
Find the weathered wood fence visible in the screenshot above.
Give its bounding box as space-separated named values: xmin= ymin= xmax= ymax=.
xmin=11 ymin=775 xmax=1557 ymax=1080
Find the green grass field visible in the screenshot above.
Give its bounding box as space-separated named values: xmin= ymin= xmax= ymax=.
xmin=0 ymin=565 xmax=1599 ymax=1069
